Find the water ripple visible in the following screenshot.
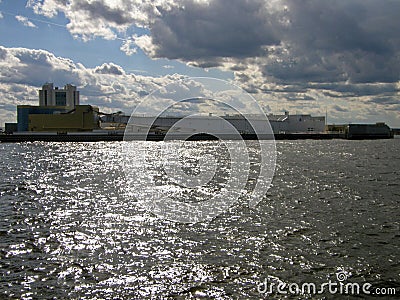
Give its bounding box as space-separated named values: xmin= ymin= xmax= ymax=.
xmin=0 ymin=139 xmax=399 ymax=298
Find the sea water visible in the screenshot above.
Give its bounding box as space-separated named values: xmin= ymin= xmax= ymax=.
xmin=0 ymin=138 xmax=399 ymax=298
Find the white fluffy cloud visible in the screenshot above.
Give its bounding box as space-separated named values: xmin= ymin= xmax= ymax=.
xmin=15 ymin=15 xmax=37 ymax=28
xmin=0 ymin=46 xmax=244 ymax=122
xmin=94 ymin=62 xmax=126 ymax=75
xmin=26 ymin=0 xmax=178 ymax=40
xmin=120 ymin=39 xmax=137 ymax=56
xmin=0 ymin=46 xmax=192 ymax=121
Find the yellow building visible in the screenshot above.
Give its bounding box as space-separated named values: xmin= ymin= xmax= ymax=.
xmin=29 ymin=105 xmax=99 ymax=132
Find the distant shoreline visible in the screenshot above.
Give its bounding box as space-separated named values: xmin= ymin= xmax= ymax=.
xmin=0 ymin=132 xmax=395 ymax=143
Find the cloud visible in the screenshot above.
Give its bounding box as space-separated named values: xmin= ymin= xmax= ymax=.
xmin=26 ymin=0 xmax=177 ymax=40
xmin=143 ymin=0 xmax=280 ymax=60
xmin=15 ymin=15 xmax=37 ymax=28
xmin=332 ymin=105 xmax=349 ymax=113
xmin=0 ymin=46 xmax=151 ymax=114
xmin=27 ymin=0 xmax=400 ymax=88
xmin=6 ymin=0 xmax=400 ymax=126
xmin=0 ymin=44 xmax=398 ymax=126
xmin=94 ymin=63 xmax=126 ymax=75
xmin=310 ymin=82 xmax=399 ymax=97
xmin=0 ymin=46 xmax=281 ymax=124
xmin=369 ymin=97 xmax=400 ymax=106
xmin=0 ymin=46 xmax=217 ymax=120
xmin=120 ymin=39 xmax=137 ymax=56
xmin=0 ymin=46 xmax=80 ymax=86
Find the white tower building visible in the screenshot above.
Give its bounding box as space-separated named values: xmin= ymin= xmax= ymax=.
xmin=39 ymin=83 xmax=80 ymax=108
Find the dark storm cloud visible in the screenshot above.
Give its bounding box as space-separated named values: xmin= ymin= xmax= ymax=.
xmin=286 ymin=0 xmax=388 ymax=54
xmin=369 ymin=97 xmax=400 ymax=106
xmin=149 ymin=0 xmax=280 ymax=60
xmin=257 ymin=0 xmax=400 ymax=84
xmin=311 ymin=82 xmax=399 ymax=97
xmin=29 ymin=0 xmax=400 ymax=86
xmin=136 ymin=0 xmax=400 ymax=85
xmin=27 ymin=0 xmax=400 ymax=120
xmin=72 ymin=0 xmax=131 ymax=25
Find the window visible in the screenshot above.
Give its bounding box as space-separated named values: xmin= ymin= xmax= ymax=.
xmin=55 ymin=92 xmax=67 ymax=106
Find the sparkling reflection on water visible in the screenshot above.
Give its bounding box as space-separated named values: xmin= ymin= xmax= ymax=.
xmin=0 ymin=139 xmax=399 ymax=299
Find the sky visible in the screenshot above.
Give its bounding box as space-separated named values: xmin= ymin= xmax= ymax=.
xmin=0 ymin=0 xmax=399 ymax=127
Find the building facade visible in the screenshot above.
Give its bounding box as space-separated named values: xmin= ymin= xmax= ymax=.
xmin=39 ymin=83 xmax=79 ymax=108
xmin=16 ymin=83 xmax=99 ymax=132
xmin=28 ymin=105 xmax=99 ymax=132
xmin=127 ymin=112 xmax=326 ymax=135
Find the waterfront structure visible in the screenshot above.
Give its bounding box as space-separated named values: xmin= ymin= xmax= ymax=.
xmin=326 ymin=123 xmax=393 ymax=139
xmin=127 ymin=112 xmax=326 ymax=135
xmin=4 ymin=123 xmax=17 ymax=134
xmin=268 ymin=112 xmax=326 ymax=133
xmin=28 ymin=105 xmax=99 ymax=132
xmin=17 ymin=105 xmax=99 ymax=132
xmin=16 ymin=83 xmax=98 ymax=132
xmin=17 ymin=105 xmax=67 ymax=132
xmin=39 ymin=83 xmax=79 ymax=108
xmin=1 ymin=82 xmax=394 ymax=140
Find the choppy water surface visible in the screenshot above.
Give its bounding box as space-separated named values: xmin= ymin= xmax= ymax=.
xmin=0 ymin=139 xmax=399 ymax=299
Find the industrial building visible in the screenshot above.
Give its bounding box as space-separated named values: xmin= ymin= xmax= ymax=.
xmin=39 ymin=83 xmax=79 ymax=108
xmin=269 ymin=112 xmax=326 ymax=133
xmin=1 ymin=82 xmax=394 ymax=141
xmin=1 ymin=82 xmax=329 ymax=135
xmin=12 ymin=83 xmax=99 ymax=133
xmin=326 ymin=123 xmax=393 ymax=139
xmin=126 ymin=111 xmax=326 ymax=135
xmin=28 ymin=105 xmax=99 ymax=132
